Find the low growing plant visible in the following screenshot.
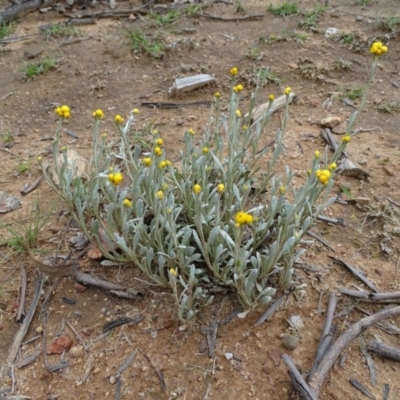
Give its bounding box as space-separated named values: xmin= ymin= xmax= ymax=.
xmin=21 ymin=56 xmax=59 ymax=80
xmin=40 ymin=45 xmax=387 ymax=323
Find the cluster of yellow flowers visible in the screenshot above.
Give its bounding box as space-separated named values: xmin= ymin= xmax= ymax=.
xmin=370 ymin=41 xmax=388 ymax=56
xmin=235 ymin=211 xmax=254 ymax=226
xmin=315 ymin=169 xmax=330 ymax=184
xmin=188 ymin=128 xmax=195 ymax=136
xmin=159 ymin=160 xmax=172 ymax=169
xmin=114 ymin=114 xmax=124 ymax=124
xmin=55 ymin=105 xmax=71 ymax=119
xmin=93 ymin=109 xmax=104 ymax=119
xmin=233 ymin=84 xmax=244 ymax=93
xmin=143 ymin=157 xmax=152 ymax=167
xmin=230 ymin=67 xmax=238 ymax=76
xmin=108 ymin=172 xmax=123 ymax=185
xmin=154 ymin=147 xmax=163 ymax=156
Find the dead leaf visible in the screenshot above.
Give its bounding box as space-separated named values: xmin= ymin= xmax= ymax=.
xmin=267 ymin=348 xmax=283 ymax=366
xmin=87 ymin=245 xmax=103 ymax=260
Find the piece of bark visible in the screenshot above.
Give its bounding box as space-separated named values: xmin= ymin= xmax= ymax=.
xmin=15 ymin=349 xmax=42 ymax=369
xmin=367 ymin=339 xmax=400 ymax=362
xmin=168 ymin=74 xmax=215 ymax=97
xmin=359 ymin=337 xmax=377 ymax=387
xmin=255 ymin=296 xmax=284 ymax=326
xmin=246 ymin=93 xmax=295 ymax=123
xmin=349 ymin=378 xmax=376 ymax=399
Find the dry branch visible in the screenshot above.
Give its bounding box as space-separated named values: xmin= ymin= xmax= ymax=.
xmin=308 ymin=305 xmax=400 ymax=397
xmin=367 ymin=339 xmax=400 ymax=362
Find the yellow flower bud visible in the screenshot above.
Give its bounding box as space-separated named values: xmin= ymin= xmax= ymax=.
xmin=284 ymin=87 xmax=291 ymax=95
xmin=230 ymin=67 xmax=238 ymax=76
xmin=193 ymin=184 xmax=202 ymax=194
xmin=155 ymin=138 xmax=164 ymax=147
xmin=188 ymin=128 xmax=195 ymax=136
xmin=269 ymin=94 xmax=275 ymax=102
xmin=123 ymin=198 xmax=132 ymax=208
xmin=217 ymin=183 xmax=225 ymax=193
xmin=342 ymin=135 xmax=351 ymax=143
xmin=156 ymin=190 xmax=164 ymax=200
xmin=142 ymin=157 xmax=152 ymax=167
xmin=202 ymin=147 xmax=209 ymax=154
xmin=235 ymin=109 xmax=241 ymax=118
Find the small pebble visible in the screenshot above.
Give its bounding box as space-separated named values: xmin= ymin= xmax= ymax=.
xmin=109 ymin=376 xmax=116 ymax=384
xmin=35 ymin=326 xmax=43 ymax=334
xmin=69 ymin=345 xmax=84 ymax=358
xmin=282 ymin=335 xmax=300 ymax=351
xmin=93 ymin=367 xmax=100 ymax=374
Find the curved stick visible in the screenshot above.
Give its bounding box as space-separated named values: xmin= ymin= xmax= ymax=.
xmin=308 ymin=305 xmax=400 ymax=397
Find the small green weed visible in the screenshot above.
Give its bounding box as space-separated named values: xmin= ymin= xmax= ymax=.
xmin=341 ymin=33 xmax=356 ymax=45
xmin=341 ymin=187 xmax=354 ymax=200
xmin=353 ymin=0 xmax=376 ymax=5
xmin=0 ymin=199 xmax=50 ymax=252
xmin=234 ymin=0 xmax=246 ymax=14
xmin=2 ymin=130 xmax=13 ymax=143
xmin=0 ymin=21 xmax=16 ymax=39
xmin=378 ymin=100 xmax=400 ymax=114
xmin=16 ymin=161 xmax=30 ymax=173
xmin=298 ymin=6 xmax=327 ymax=30
xmin=246 ymin=46 xmax=263 ymax=60
xmin=267 ymin=2 xmax=298 ymax=17
xmin=147 ymin=10 xmax=180 ymax=27
xmin=41 ymin=23 xmax=82 ymax=40
xmin=125 ymin=28 xmax=165 ymax=58
xmin=344 ymin=87 xmax=364 ymax=100
xmin=184 ymin=4 xmax=207 ymax=16
xmin=21 ymin=56 xmax=59 ymax=80
xmin=260 ymin=30 xmax=308 ymax=45
xmin=377 ymin=17 xmax=400 ymax=33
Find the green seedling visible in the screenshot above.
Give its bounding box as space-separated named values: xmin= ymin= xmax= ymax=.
xmin=2 ymin=130 xmax=13 ymax=143
xmin=0 ymin=21 xmax=16 ymax=39
xmin=41 ymin=23 xmax=82 ymax=40
xmin=21 ymin=56 xmax=59 ymax=80
xmin=124 ymin=28 xmax=165 ymax=58
xmin=147 ymin=10 xmax=180 ymax=27
xmin=267 ymin=2 xmax=298 ymax=16
xmin=377 ymin=16 xmax=400 ymax=33
xmin=260 ymin=30 xmax=308 ymax=45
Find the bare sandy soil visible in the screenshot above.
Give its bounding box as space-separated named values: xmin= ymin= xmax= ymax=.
xmin=1 ymin=0 xmax=400 ymax=399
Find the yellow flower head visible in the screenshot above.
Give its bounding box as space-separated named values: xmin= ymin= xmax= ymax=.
xmin=279 ymin=186 xmax=286 ymax=195
xmin=235 ymin=211 xmax=247 ymax=225
xmin=159 ymin=161 xmax=167 ymax=169
xmin=370 ymin=41 xmax=388 ymax=57
xmin=37 ymin=156 xmax=42 ymax=162
xmin=152 ymin=129 xmax=158 ymax=136
xmin=188 ymin=128 xmax=195 ymax=136
xmin=202 ymin=147 xmax=209 ymax=154
xmin=315 ymin=169 xmax=322 ymax=178
xmin=154 ymin=146 xmax=163 ymax=157
xmin=123 ymin=198 xmax=132 ymax=208
xmin=162 ymin=184 xmax=168 ymax=191
xmin=114 ymin=114 xmax=124 ymax=124
xmin=55 ymin=105 xmax=71 ymax=119
xmin=155 ymin=190 xmax=164 ymax=200
xmin=230 ymin=67 xmax=238 ymax=76
xmin=165 ymin=160 xmax=172 ymax=167
xmin=101 ymin=133 xmax=108 ymax=139
xmin=217 ymin=183 xmax=225 ymax=193
xmin=193 ymin=184 xmax=202 ymax=194
xmin=61 ymin=146 xmax=67 ymax=152
xmin=132 ymin=108 xmax=139 ymax=114
xmin=92 ymin=109 xmax=104 ymax=119
xmin=245 ymin=213 xmax=254 ymax=224
xmin=233 ymin=84 xmax=244 ymax=93
xmin=142 ymin=157 xmax=152 ymax=167
xmin=269 ymin=94 xmax=275 ymax=102
xmin=342 ymin=135 xmax=351 ymax=143
xmin=307 ymin=169 xmax=312 ymax=176
xmin=214 ymin=92 xmax=221 ymax=98
xmin=235 ymin=109 xmax=242 ymax=118
xmin=169 ymin=268 xmax=178 ymax=277
xmin=314 ymin=150 xmax=320 ymax=158
xmin=108 ymin=172 xmax=123 ymax=185
xmin=318 ymin=169 xmax=331 ymax=184
xmin=328 ymin=162 xmax=337 ymax=171
xmin=242 ymin=125 xmax=248 ymax=131
xmin=284 ymin=87 xmax=291 ymax=95
xmin=155 ymin=138 xmax=164 ymax=147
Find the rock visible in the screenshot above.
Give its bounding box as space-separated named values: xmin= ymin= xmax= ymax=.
xmin=74 ymin=283 xmax=87 ymax=293
xmin=267 ymin=349 xmax=283 ymax=366
xmin=282 ymin=334 xmax=299 ymax=351
xmin=320 ymin=116 xmax=342 ymax=128
xmin=47 ymin=335 xmax=73 ymax=355
xmin=263 ymin=366 xmax=272 ymax=375
xmin=325 ymin=27 xmax=338 ymax=38
xmin=109 ymin=376 xmax=116 ymax=384
xmin=355 ymin=15 xmax=364 ymax=22
xmin=70 ymin=345 xmax=84 ymax=358
xmin=35 ymin=326 xmax=43 ymax=334
xmin=0 ymin=191 xmax=21 ymax=214
xmin=332 ymin=122 xmax=347 ymax=134
xmin=224 ymin=352 xmax=233 ymax=360
xmin=358 ymin=158 xmax=367 ymax=165
xmin=288 ymin=63 xmax=298 ymax=70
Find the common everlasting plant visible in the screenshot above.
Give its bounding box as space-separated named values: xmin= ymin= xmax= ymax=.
xmin=41 ymin=42 xmax=387 ymax=322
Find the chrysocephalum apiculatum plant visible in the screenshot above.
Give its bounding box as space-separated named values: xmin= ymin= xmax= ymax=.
xmin=40 ymin=42 xmax=387 ymax=322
